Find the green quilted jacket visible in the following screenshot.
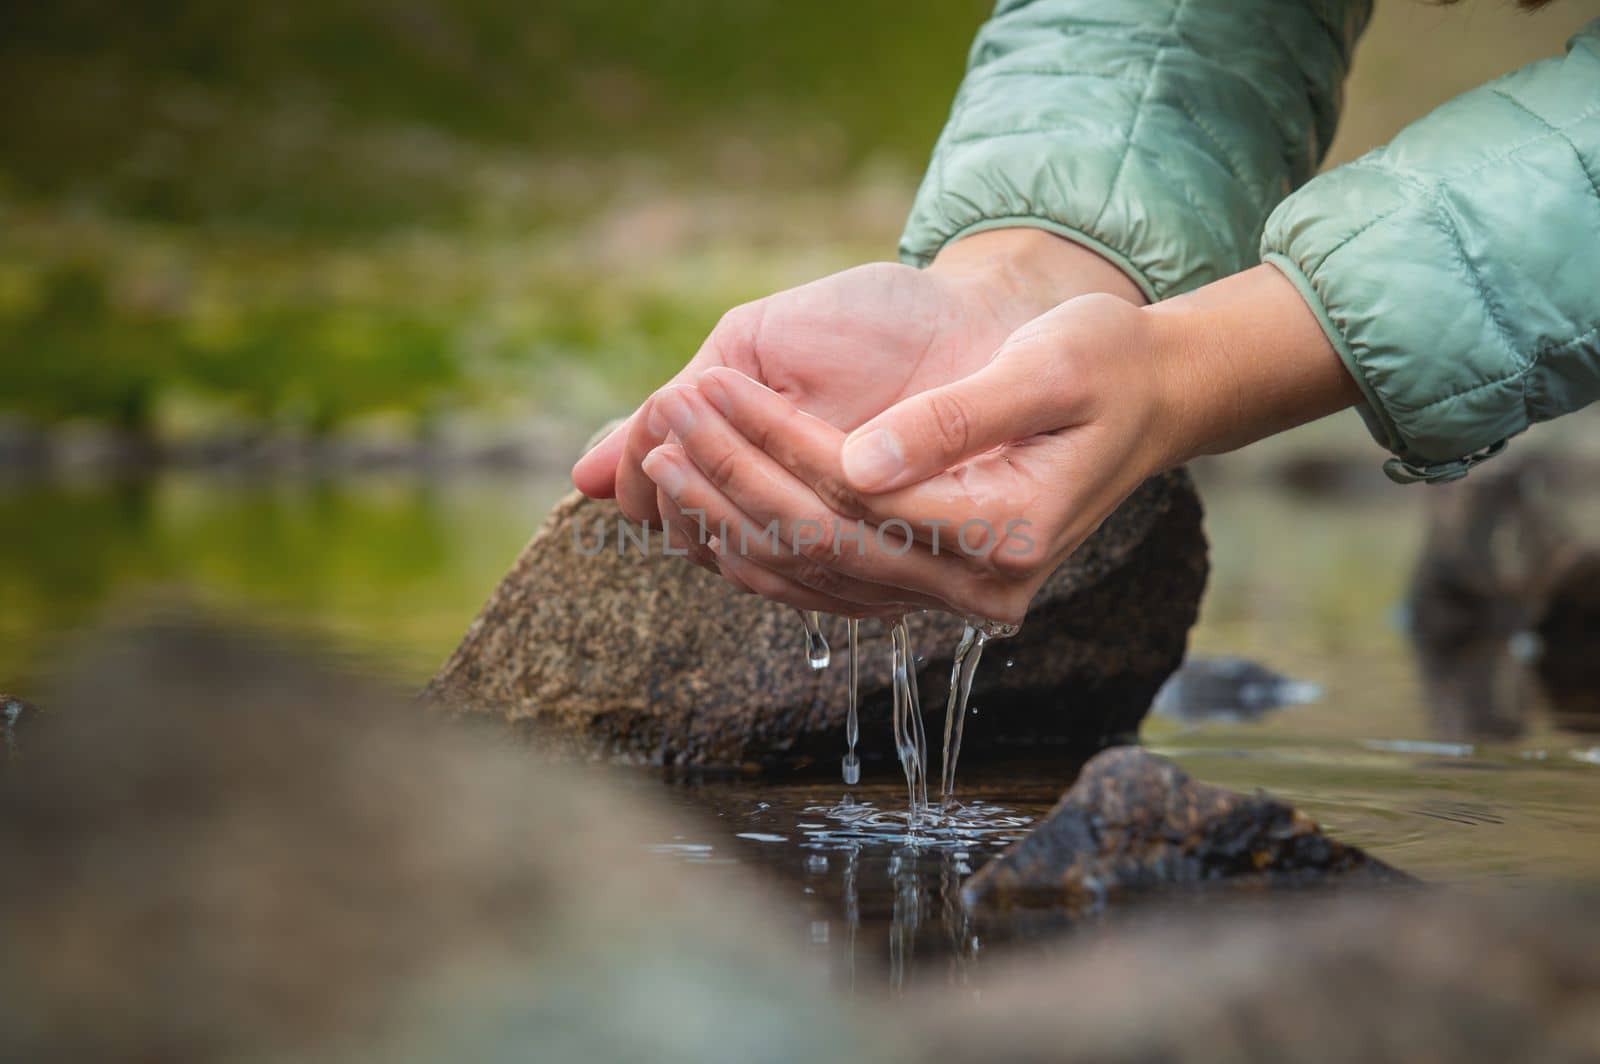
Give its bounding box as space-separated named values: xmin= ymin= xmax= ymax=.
xmin=901 ymin=1 xmax=1600 ymax=483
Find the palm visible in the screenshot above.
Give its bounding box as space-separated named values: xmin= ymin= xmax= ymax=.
xmin=718 ymin=262 xmax=1012 ymax=432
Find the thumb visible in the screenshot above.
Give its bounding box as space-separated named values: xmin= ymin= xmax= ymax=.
xmin=841 ymin=347 xmax=1071 ymax=493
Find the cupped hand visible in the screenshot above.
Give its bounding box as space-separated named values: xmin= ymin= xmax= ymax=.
xmin=569 ymin=229 xmax=1144 ymax=530
xmin=641 ymin=265 xmax=1361 ymax=624
xmin=639 ymin=293 xmax=1174 ymax=624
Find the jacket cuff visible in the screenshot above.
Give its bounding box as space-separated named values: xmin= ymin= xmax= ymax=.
xmin=1262 ymin=252 xmax=1508 ymax=485
xmin=901 ymin=215 xmax=1160 ymax=304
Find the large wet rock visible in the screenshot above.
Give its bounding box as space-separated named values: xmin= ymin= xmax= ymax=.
xmin=426 ymin=470 xmax=1207 ymax=771
xmin=964 ymin=747 xmax=1408 ymax=911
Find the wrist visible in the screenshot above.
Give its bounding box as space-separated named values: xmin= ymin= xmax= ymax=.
xmin=1144 ymin=264 xmax=1362 ymax=466
xmin=928 ymin=227 xmax=1147 ymax=328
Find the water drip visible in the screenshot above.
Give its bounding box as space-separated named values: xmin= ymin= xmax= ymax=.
xmin=842 ymin=617 xmax=861 ymax=785
xmin=938 ymin=624 xmax=985 ymax=810
xmin=799 ymin=609 xmax=830 ymax=670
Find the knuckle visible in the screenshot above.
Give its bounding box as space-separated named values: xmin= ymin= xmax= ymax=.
xmin=984 ymin=543 xmax=1037 ymax=580
xmin=925 ymin=391 xmax=973 ymax=458
xmin=709 ymin=300 xmax=764 ymax=355
xmin=787 ymin=556 xmax=846 ymax=598
xmin=812 ymin=472 xmax=866 ymax=519
xmin=793 ymin=522 xmax=837 ymax=565
xmin=704 ymin=444 xmax=743 ymax=495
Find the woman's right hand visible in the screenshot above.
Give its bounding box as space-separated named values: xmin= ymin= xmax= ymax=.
xmin=642 ymin=264 xmax=1361 ymax=624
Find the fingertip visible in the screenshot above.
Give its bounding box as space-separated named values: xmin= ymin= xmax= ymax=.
xmin=840 ymin=427 xmax=906 ymax=494
xmin=571 ymin=432 xmax=626 ymax=498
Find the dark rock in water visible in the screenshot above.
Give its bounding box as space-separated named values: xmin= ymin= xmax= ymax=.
xmin=1407 ymin=456 xmax=1565 ymax=653
xmin=1406 ymin=456 xmax=1600 ymax=740
xmin=0 ymin=617 xmax=877 ymax=1064
xmin=920 ymin=887 xmax=1600 ymax=1063
xmin=426 ymin=470 xmax=1207 ymax=771
xmin=1 ymin=693 xmax=37 ymax=758
xmin=1535 ymin=548 xmax=1600 ymax=727
xmin=1151 ymin=656 xmax=1320 ymax=723
xmin=963 ymin=747 xmax=1408 ymax=910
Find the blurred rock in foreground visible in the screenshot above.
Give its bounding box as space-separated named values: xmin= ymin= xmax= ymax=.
xmin=6 ymin=620 xmax=1600 ymax=1063
xmin=0 ymin=618 xmax=871 ymax=1064
xmin=921 ymin=886 xmax=1600 ymax=1063
xmin=964 ymin=747 xmax=1409 ymax=911
xmin=427 ymin=470 xmax=1207 ymax=771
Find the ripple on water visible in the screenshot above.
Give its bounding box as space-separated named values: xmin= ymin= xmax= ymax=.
xmin=794 ymin=796 xmax=1034 ymax=851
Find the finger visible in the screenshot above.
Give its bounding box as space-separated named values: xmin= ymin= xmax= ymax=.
xmin=642 ymin=425 xmax=973 ymax=614
xmin=698 ymin=367 xmax=866 ymax=519
xmin=658 ymin=487 xmax=717 ymax=571
xmin=838 ymin=343 xmax=1083 ymax=493
xmin=698 ymin=367 xmax=1036 ymax=568
xmin=712 ymin=545 xmax=897 ymax=620
xmin=615 ymin=394 xmax=673 ymax=525
xmin=571 ymin=418 xmax=631 ymax=498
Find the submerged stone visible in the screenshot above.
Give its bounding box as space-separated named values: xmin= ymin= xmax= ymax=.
xmin=963 ymin=747 xmax=1408 ymax=910
xmin=1150 ymin=655 xmax=1322 ymax=723
xmin=425 ymin=470 xmax=1207 ymax=771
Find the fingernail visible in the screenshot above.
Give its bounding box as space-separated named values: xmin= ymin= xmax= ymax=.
xmin=641 ymin=448 xmax=686 ymax=498
xmin=842 ymin=429 xmax=904 ymax=491
xmin=657 ymin=388 xmax=696 ymax=437
xmin=700 ymin=373 xmax=733 ymax=417
xmin=644 ymin=403 xmax=666 ymax=439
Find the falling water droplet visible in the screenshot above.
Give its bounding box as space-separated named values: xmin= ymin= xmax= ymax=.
xmin=938 ymin=619 xmax=1017 ymax=809
xmin=938 ymin=624 xmax=984 ymax=810
xmin=842 ymin=617 xmax=860 ymax=785
xmin=889 ymin=616 xmax=929 ymax=826
xmin=1005 ymin=658 xmax=1015 ymax=669
xmin=799 ymin=609 xmax=831 ymax=670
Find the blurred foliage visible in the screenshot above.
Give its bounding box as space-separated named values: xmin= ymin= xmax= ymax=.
xmin=0 ymin=472 xmax=568 ymax=687
xmin=1 ymin=0 xmax=1590 ymax=437
xmin=0 ymin=0 xmax=988 ymax=435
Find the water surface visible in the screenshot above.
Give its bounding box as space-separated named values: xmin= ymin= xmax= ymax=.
xmin=7 ymin=471 xmax=1600 ymax=991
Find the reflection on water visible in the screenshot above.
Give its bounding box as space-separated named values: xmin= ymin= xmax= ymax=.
xmin=647 ymin=768 xmax=1072 ymax=994
xmin=5 ymin=471 xmax=1600 ymax=991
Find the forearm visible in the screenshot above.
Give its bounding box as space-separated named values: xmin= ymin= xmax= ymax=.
xmin=1147 ymin=264 xmax=1362 ymax=466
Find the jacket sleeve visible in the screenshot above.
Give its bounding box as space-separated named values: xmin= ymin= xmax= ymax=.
xmin=900 ymin=0 xmax=1372 ymax=301
xmin=1262 ymin=19 xmax=1600 ymax=484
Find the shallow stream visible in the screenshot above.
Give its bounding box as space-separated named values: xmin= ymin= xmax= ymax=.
xmin=6 ymin=470 xmax=1600 ymax=991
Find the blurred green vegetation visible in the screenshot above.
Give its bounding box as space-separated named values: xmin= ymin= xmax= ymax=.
xmin=2 ymin=0 xmax=1590 ymax=438
xmin=0 ymin=0 xmax=988 ymax=436
xmin=0 ymin=472 xmax=568 ymax=687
